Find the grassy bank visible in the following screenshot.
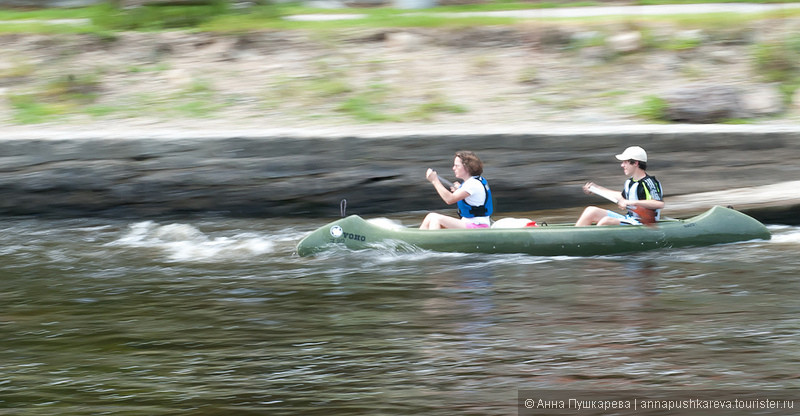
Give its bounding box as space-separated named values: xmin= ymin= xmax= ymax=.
xmin=1 ymin=1 xmax=800 ymax=126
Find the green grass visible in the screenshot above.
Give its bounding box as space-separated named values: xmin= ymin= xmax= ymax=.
xmin=139 ymin=79 xmax=225 ymax=118
xmin=335 ymin=83 xmax=396 ymax=122
xmin=0 ymin=6 xmax=96 ymax=20
xmin=5 ymin=71 xmax=226 ymax=123
xmin=6 ymin=72 xmax=104 ymax=123
xmin=569 ymin=32 xmax=606 ymax=50
xmin=1 ymin=1 xmax=799 ymax=34
xmin=82 ymin=104 xmax=121 ymax=118
xmin=337 ymin=98 xmax=397 ymax=122
xmin=636 ymin=0 xmax=798 ymax=4
xmin=127 ymin=63 xmax=171 ymax=73
xmin=627 ymin=95 xmax=669 ymax=122
xmin=750 ymin=33 xmax=800 ymax=103
xmin=661 ymin=36 xmax=702 ymax=51
xmin=308 ymin=78 xmax=353 ymax=97
xmin=405 ymin=97 xmax=468 ymax=121
xmin=43 ymin=74 xmax=102 ymax=103
xmin=8 ymin=94 xmax=69 ymax=124
xmin=752 ymin=37 xmax=800 ymax=83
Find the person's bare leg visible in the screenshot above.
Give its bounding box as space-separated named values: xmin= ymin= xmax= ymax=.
xmin=596 ymin=216 xmax=622 ymax=226
xmin=435 ymin=215 xmax=467 ymax=229
xmin=420 ymin=213 xmax=447 ymax=229
xmin=425 ymin=213 xmax=443 ymax=229
xmin=420 ymin=213 xmax=433 ymax=229
xmin=420 ymin=213 xmax=466 ymax=229
xmin=576 ymin=206 xmax=608 ymax=226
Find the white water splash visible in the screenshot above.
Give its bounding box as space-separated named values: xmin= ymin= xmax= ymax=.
xmin=366 ymin=217 xmax=406 ymax=230
xmin=110 ymin=221 xmax=274 ymax=262
xmin=768 ymin=225 xmax=800 ymax=245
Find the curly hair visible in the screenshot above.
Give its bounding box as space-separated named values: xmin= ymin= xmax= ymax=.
xmin=455 ymin=151 xmax=484 ymax=176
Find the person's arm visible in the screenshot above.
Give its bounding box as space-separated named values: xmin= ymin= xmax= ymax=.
xmin=622 ymin=178 xmax=665 ymax=211
xmin=427 ymin=168 xmax=470 ymax=205
xmin=583 ymin=182 xmax=623 ymax=201
xmin=619 ymin=197 xmax=665 ymax=211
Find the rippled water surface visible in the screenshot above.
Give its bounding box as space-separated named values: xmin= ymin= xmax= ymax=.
xmin=1 ymin=214 xmax=799 ymax=415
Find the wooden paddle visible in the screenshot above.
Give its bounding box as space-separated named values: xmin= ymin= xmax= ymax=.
xmin=587 ymin=185 xmax=657 ymax=225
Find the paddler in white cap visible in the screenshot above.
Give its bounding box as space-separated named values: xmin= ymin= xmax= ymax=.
xmin=576 ymin=146 xmax=664 ymax=226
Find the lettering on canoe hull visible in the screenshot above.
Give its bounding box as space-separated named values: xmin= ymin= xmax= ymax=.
xmin=329 ymin=225 xmax=366 ymax=242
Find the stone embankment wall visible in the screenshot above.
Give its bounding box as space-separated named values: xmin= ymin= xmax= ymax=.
xmin=2 ymin=126 xmax=799 ymax=220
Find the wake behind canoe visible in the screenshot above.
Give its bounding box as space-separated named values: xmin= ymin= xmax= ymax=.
xmin=295 ymin=205 xmax=770 ymax=257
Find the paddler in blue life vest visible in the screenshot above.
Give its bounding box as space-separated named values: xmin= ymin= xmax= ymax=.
xmin=420 ymin=150 xmax=493 ymax=230
xmin=576 ymin=146 xmax=664 ymax=226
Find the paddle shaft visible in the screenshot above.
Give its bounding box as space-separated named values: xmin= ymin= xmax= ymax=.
xmin=588 ymin=185 xmax=656 ymax=225
xmin=437 ymin=175 xmax=454 ymax=189
xmin=588 ymin=185 xmax=621 ymax=204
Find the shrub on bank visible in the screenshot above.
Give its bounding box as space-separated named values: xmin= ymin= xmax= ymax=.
xmin=91 ymin=0 xmax=230 ymax=30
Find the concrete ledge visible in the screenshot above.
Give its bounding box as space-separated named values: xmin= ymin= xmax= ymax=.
xmin=669 ymin=181 xmax=800 ymax=212
xmin=667 ymin=181 xmax=800 ymax=224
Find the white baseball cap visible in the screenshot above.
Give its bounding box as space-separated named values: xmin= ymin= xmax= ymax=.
xmin=615 ymin=146 xmax=647 ymax=162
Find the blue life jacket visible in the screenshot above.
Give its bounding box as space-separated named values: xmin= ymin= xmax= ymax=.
xmin=457 ymin=176 xmax=493 ymax=218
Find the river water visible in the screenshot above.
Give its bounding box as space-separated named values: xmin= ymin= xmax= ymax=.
xmin=2 ymin=212 xmax=799 ymax=415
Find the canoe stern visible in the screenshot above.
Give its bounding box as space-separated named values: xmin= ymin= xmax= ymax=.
xmin=682 ymin=205 xmax=771 ymax=244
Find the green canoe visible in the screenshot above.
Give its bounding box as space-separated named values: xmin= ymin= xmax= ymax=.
xmin=296 ymin=205 xmax=770 ymax=257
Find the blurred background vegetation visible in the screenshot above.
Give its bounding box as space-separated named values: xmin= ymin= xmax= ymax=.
xmin=1 ymin=0 xmax=800 ymax=125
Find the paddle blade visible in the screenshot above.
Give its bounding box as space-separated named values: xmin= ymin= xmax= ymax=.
xmin=632 ymin=206 xmax=657 ymax=226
